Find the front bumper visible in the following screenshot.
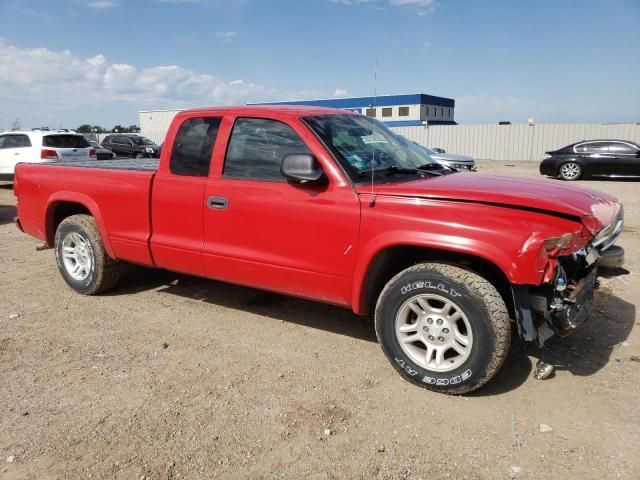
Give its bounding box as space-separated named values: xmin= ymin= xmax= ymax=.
xmin=452 ymin=164 xmax=476 ymax=172
xmin=598 ymin=245 xmax=625 ymax=269
xmin=549 ymin=262 xmax=597 ymax=335
xmin=515 ymin=243 xmax=625 ymax=345
xmin=513 ymin=205 xmax=625 ymax=345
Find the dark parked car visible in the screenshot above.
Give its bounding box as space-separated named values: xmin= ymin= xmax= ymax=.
xmin=101 ymin=134 xmax=160 ymax=158
xmin=83 ymin=137 xmax=116 ymax=160
xmin=540 ymin=139 xmax=640 ymax=181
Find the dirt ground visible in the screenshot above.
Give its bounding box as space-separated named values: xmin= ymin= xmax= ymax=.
xmin=1 ymin=161 xmax=638 ymax=480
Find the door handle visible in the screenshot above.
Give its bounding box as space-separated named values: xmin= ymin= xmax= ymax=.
xmin=207 ymin=196 xmax=228 ymax=209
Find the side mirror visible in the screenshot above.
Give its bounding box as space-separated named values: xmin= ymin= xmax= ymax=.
xmin=281 ymin=154 xmax=324 ymax=183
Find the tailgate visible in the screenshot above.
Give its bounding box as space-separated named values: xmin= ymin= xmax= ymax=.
xmin=57 ymin=147 xmax=93 ymax=160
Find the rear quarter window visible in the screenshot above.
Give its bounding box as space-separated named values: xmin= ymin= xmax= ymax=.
xmin=608 ymin=142 xmax=638 ymax=154
xmin=0 ymin=134 xmax=32 ymax=148
xmin=170 ymin=117 xmax=222 ymax=177
xmin=43 ymin=135 xmax=90 ymax=148
xmin=575 ymin=142 xmax=608 ymax=153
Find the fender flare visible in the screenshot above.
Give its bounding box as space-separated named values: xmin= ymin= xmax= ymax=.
xmin=350 ymin=230 xmax=523 ymax=314
xmin=45 ymin=191 xmax=116 ymax=259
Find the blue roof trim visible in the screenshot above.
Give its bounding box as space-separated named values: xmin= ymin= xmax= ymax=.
xmin=251 ymin=93 xmax=454 ymax=109
xmin=383 ymin=120 xmax=425 ymax=127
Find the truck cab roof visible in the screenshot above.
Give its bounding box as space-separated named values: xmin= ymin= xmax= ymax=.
xmin=182 ymin=105 xmax=355 ymax=117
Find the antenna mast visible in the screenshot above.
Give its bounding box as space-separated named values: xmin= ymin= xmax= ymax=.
xmin=369 ymin=50 xmax=378 ymax=208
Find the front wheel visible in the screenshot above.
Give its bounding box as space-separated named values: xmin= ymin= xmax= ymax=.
xmin=54 ymin=214 xmax=122 ymax=295
xmin=375 ymin=263 xmax=511 ymax=394
xmin=559 ymin=162 xmax=582 ymax=181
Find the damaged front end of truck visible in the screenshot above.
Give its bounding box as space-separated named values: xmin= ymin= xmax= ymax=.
xmin=512 ymin=206 xmax=625 ymax=346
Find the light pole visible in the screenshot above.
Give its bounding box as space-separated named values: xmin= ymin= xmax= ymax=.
xmin=528 ymin=117 xmax=536 ymax=161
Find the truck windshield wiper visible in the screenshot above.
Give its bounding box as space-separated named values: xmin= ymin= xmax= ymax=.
xmin=417 ymin=163 xmax=449 ymax=176
xmin=417 ymin=163 xmax=443 ymax=170
xmin=357 ymin=166 xmax=419 ymax=178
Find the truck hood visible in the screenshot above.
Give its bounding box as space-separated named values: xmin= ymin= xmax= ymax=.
xmin=357 ymin=172 xmax=620 ymax=228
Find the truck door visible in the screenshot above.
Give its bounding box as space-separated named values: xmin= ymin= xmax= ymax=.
xmin=607 ymin=141 xmax=640 ymax=176
xmin=202 ymin=116 xmax=360 ymax=307
xmin=121 ymin=137 xmax=135 ymax=157
xmin=150 ymin=115 xmax=223 ymax=276
xmin=580 ymin=141 xmax=614 ymax=176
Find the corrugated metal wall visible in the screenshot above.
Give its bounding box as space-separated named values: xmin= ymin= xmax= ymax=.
xmin=392 ymin=123 xmax=640 ymax=161
xmin=126 ymin=120 xmax=640 ymax=162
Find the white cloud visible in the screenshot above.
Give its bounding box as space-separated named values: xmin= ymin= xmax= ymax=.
xmin=330 ymin=0 xmax=436 ymax=14
xmin=11 ymin=6 xmax=53 ymax=20
xmin=334 ymin=88 xmax=348 ymax=97
xmin=0 ymin=39 xmax=282 ymax=127
xmin=329 ymin=0 xmax=376 ymax=4
xmin=87 ymin=1 xmax=116 ymax=9
xmin=216 ymin=31 xmax=237 ymax=43
xmin=389 ymin=0 xmax=434 ymax=7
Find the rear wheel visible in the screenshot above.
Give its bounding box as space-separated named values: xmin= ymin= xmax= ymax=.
xmin=375 ymin=263 xmax=511 ymax=394
xmin=54 ymin=214 xmax=122 ymax=295
xmin=559 ymin=162 xmax=582 ymax=181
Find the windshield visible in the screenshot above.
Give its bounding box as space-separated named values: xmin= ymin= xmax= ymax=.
xmin=415 ymin=144 xmax=438 ymax=155
xmin=131 ymin=136 xmax=155 ymax=146
xmin=302 ymin=114 xmax=439 ymax=182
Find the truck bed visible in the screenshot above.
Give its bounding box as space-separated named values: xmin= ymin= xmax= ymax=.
xmin=15 ymin=160 xmax=157 ymax=266
xmin=47 ymin=158 xmax=159 ymax=172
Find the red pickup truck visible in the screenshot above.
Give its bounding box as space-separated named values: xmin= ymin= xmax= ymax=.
xmin=13 ymin=106 xmax=625 ymax=394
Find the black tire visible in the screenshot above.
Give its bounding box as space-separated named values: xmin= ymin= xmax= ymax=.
xmin=54 ymin=214 xmax=122 ymax=295
xmin=558 ymin=161 xmax=582 ymax=181
xmin=135 ymin=153 xmax=144 ymax=159
xmin=375 ymin=263 xmax=511 ymax=394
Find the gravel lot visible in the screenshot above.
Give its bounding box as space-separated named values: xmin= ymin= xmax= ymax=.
xmin=1 ymin=161 xmax=638 ymax=480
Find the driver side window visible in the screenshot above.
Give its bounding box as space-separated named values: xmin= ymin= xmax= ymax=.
xmin=223 ymin=118 xmax=311 ymax=182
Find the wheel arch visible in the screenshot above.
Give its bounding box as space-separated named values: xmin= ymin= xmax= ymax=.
xmin=45 ymin=193 xmax=115 ymax=258
xmin=558 ymin=157 xmax=585 ymax=176
xmin=352 ymin=242 xmax=515 ymax=319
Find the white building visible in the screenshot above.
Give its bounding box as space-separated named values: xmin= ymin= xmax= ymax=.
xmin=138 ymin=108 xmax=185 ymax=144
xmin=139 ymin=93 xmax=456 ymax=144
xmin=251 ymin=93 xmax=456 ymax=127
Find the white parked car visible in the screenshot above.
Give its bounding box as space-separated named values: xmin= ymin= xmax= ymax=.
xmin=0 ymin=130 xmax=96 ymax=180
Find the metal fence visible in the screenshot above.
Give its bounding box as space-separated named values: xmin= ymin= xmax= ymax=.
xmin=391 ymin=123 xmax=640 ymax=161
xmin=127 ymin=120 xmax=640 ymax=162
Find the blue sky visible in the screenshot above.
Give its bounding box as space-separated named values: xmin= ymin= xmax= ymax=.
xmin=0 ymin=0 xmax=639 ymax=129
